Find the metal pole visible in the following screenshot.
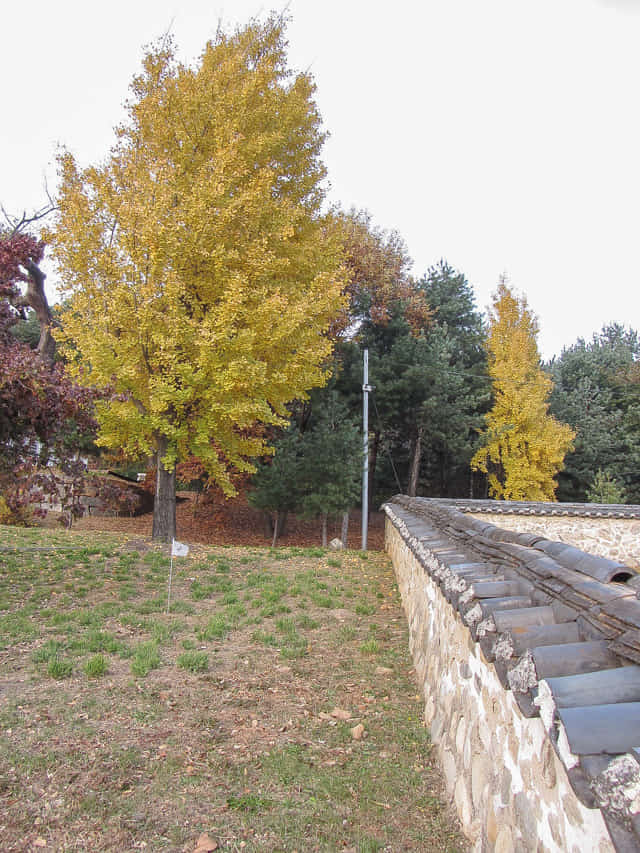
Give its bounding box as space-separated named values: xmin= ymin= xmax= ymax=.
xmin=362 ymin=348 xmax=369 ymax=550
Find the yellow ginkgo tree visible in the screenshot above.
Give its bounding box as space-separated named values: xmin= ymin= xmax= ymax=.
xmin=48 ymin=16 xmax=347 ymax=541
xmin=471 ymin=279 xmax=574 ymax=501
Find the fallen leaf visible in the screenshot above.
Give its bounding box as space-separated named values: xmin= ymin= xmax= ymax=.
xmin=193 ymin=833 xmax=218 ymax=852
xmin=330 ymin=708 xmax=351 ymax=720
xmin=351 ymin=723 xmax=365 ymax=740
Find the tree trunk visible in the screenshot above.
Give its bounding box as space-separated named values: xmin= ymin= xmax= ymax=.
xmin=24 ymin=259 xmax=56 ymax=366
xmin=152 ymin=436 xmax=176 ymax=542
xmin=407 ymin=426 xmax=424 ymax=497
xmin=340 ymin=511 xmax=349 ymax=549
xmin=321 ymin=512 xmax=328 ymax=548
xmin=270 ymin=510 xmax=289 ymax=547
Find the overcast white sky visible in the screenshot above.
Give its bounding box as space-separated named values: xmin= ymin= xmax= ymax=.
xmin=2 ymin=0 xmax=639 ymax=359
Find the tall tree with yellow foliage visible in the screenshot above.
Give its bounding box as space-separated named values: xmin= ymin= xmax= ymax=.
xmin=49 ymin=16 xmax=347 ymax=541
xmin=471 ymin=279 xmax=574 ymax=500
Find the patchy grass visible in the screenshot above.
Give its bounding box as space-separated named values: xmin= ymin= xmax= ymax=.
xmin=130 ymin=640 xmax=161 ymax=677
xmin=0 ymin=524 xmax=465 ymax=852
xmin=84 ymin=653 xmax=109 ymax=678
xmin=177 ymin=650 xmax=209 ymax=673
xmin=47 ymin=656 xmax=73 ymax=679
xmin=360 ymin=637 xmax=381 ymax=655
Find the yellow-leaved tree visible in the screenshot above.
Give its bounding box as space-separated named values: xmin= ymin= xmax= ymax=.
xmin=48 ymin=16 xmax=348 ymax=541
xmin=471 ymin=279 xmax=574 ymax=500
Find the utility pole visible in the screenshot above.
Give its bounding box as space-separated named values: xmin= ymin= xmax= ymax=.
xmin=362 ymin=348 xmax=372 ymax=550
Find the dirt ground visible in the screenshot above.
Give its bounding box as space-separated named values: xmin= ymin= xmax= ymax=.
xmin=71 ymin=492 xmax=387 ymax=552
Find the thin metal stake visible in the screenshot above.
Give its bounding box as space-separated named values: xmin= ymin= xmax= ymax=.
xmin=167 ymin=553 xmax=174 ymax=615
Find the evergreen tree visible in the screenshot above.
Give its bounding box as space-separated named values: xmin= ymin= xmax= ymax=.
xmin=549 ymin=324 xmax=640 ymax=502
xmin=249 ymin=392 xmax=361 ymax=546
xmin=419 ymin=260 xmax=486 ymax=365
xmin=586 ymin=469 xmax=627 ymax=504
xmin=248 ymin=427 xmax=303 ymax=545
xmin=416 ymin=261 xmax=490 ymax=495
xmin=362 ymin=320 xmax=468 ymax=497
xmin=298 ymin=394 xmax=361 ymax=545
xmin=333 ymin=260 xmax=490 ymax=501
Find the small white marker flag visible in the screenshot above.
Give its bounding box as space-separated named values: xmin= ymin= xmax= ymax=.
xmin=171 ymin=539 xmax=189 ymax=558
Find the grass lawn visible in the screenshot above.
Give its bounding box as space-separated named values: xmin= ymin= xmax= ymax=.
xmin=0 ymin=525 xmax=465 ymax=852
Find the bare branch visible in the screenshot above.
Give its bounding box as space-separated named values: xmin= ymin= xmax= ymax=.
xmin=1 ymin=201 xmax=57 ymax=237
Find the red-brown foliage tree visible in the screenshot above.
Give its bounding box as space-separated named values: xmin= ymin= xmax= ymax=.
xmin=0 ymin=224 xmax=97 ymax=524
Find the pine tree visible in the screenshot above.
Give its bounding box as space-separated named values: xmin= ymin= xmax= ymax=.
xmin=249 ymin=393 xmax=361 ymax=546
xmin=549 ymin=325 xmax=640 ymax=502
xmin=334 ymin=260 xmax=490 ymax=501
xmin=586 ymin=469 xmax=627 ymax=504
xmin=416 ymin=261 xmax=490 ymax=496
xmin=248 ymin=427 xmax=303 ymax=546
xmin=297 ymin=394 xmax=361 ymax=545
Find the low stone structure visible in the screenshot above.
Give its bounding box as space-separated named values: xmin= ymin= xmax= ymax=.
xmin=435 ymin=498 xmax=640 ymax=568
xmin=40 ymin=470 xmax=153 ymax=518
xmin=384 ymin=496 xmax=640 ymax=852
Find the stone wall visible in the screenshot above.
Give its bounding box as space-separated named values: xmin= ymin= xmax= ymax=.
xmin=470 ymin=514 xmax=640 ymax=570
xmin=385 ymin=508 xmax=618 ymax=852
